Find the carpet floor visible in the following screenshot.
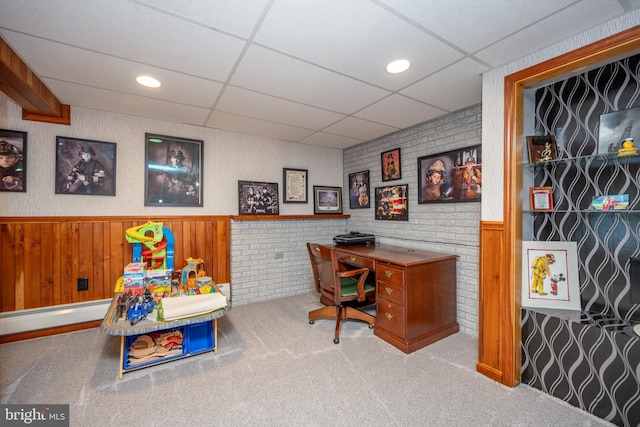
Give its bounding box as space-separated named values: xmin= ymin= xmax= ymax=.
xmin=1 ymin=292 xmax=614 ymax=426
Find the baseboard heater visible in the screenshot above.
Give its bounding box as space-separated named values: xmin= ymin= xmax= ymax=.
xmin=0 ymin=299 xmax=111 ymax=336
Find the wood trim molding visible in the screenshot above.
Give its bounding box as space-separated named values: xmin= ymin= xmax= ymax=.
xmin=0 ymin=36 xmax=70 ymax=125
xmin=231 ymin=214 xmax=350 ymax=220
xmin=499 ymin=26 xmax=640 ymax=387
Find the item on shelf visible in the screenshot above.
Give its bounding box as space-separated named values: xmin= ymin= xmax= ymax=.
xmin=127 ymin=330 xmax=184 ymax=366
xmin=156 ymin=292 xmax=227 ymax=321
xmin=526 ymin=135 xmax=557 ymax=163
xmin=617 ymin=138 xmax=638 ymax=157
xmin=591 ymin=194 xmax=629 ymax=210
xmin=181 ymin=257 xmax=206 ymax=292
xmin=529 ymin=186 xmax=554 ymax=211
xmin=124 ymin=262 xmax=146 ymax=296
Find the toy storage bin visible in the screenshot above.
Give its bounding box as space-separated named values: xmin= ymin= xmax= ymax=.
xmin=185 ymin=321 xmax=215 ymax=354
xmin=123 ymin=327 xmax=186 ymax=370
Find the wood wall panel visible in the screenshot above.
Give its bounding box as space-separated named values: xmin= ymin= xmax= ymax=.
xmin=476 ymin=220 xmax=507 ymax=384
xmin=0 ymin=216 xmax=231 ymax=312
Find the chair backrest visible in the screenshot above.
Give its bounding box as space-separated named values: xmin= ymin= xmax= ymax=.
xmin=306 ymin=243 xmax=340 ymax=303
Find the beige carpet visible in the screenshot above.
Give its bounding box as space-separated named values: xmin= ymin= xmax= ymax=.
xmin=1 ymin=292 xmax=614 ymax=427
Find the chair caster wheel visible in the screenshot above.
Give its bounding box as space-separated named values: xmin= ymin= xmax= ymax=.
xmin=309 ymin=320 xmax=314 ymax=324
xmin=369 ymin=324 xmax=374 ymax=329
xmin=333 ymin=338 xmax=339 ymax=344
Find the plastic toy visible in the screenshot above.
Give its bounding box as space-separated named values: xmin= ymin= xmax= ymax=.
xmin=181 ymin=257 xmax=206 ymax=292
xmin=618 ymin=138 xmax=638 ymax=157
xmin=125 ymin=221 xmax=175 ymax=270
xmin=127 ymin=289 xmax=155 ymax=325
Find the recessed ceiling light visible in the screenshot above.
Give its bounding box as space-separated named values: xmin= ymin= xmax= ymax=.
xmin=136 ymin=75 xmax=162 ymax=88
xmin=386 ymin=59 xmax=411 ymax=74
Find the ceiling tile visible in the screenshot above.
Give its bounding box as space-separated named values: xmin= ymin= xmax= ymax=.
xmin=206 ymin=111 xmax=316 ymax=142
xmin=217 ymin=86 xmax=345 ymax=130
xmin=0 ymin=0 xmax=245 ymax=81
xmin=300 ymin=132 xmax=364 ymax=150
xmin=322 ymin=117 xmax=399 ymax=141
xmin=1 ymin=30 xmax=223 ymax=108
xmin=45 ymin=80 xmax=211 ymax=126
xmin=354 ymin=95 xmax=448 ymax=129
xmin=136 ymin=0 xmax=271 ymax=38
xmin=401 ymin=58 xmax=486 ymax=112
xmin=254 ymin=0 xmax=464 ymax=90
xmin=379 ymin=0 xmax=576 ymax=53
xmin=230 ymin=45 xmax=391 ymax=113
xmin=475 ymin=0 xmax=625 ymax=66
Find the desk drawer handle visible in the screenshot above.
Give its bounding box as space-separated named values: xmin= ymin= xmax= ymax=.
xmin=385 ymin=312 xmax=394 ymax=321
xmin=385 ymin=270 xmax=393 ymax=278
xmin=350 ymin=256 xmax=357 ymax=263
xmin=385 ymin=287 xmax=393 ymax=295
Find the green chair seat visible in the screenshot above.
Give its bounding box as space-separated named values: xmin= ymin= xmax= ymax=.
xmin=340 ymin=277 xmax=375 ymax=297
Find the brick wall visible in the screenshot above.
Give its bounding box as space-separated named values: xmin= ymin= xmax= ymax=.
xmin=229 ymin=104 xmax=482 ymax=335
xmin=343 ymin=104 xmax=482 ymax=334
xmin=230 ymin=218 xmax=347 ymax=304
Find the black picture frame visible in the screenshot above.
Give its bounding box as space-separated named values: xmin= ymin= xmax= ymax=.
xmin=375 ymin=184 xmax=408 ymax=221
xmin=238 ymin=180 xmax=279 ymax=215
xmin=55 ymin=136 xmax=116 ymax=196
xmin=348 ymin=170 xmax=370 ymax=209
xmin=144 ymin=133 xmax=202 ymax=207
xmin=0 ymin=128 xmax=27 ymax=192
xmin=417 ymin=145 xmax=481 ymax=204
xmin=381 ymin=148 xmax=401 ymax=181
xmin=313 ymin=185 xmax=342 ymax=214
xmin=283 ymin=167 xmax=308 ymax=203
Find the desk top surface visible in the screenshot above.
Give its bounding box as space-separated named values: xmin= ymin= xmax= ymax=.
xmin=100 ymin=292 xmax=231 ymax=336
xmin=334 ymin=243 xmax=458 ymax=267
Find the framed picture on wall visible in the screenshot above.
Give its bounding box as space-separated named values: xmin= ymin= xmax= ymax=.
xmin=238 ymin=180 xmax=279 ymax=215
xmin=375 ymin=184 xmax=408 ymax=221
xmin=283 ymin=167 xmax=308 ymax=203
xmin=348 ymin=170 xmax=370 ymax=209
xmin=145 ymin=133 xmax=203 ymax=206
xmin=418 ymin=145 xmax=481 ymax=203
xmin=381 ymin=148 xmax=401 ymax=181
xmin=0 ymin=128 xmax=27 ymax=192
xmin=55 ymin=136 xmax=116 ymax=196
xmin=598 ymin=106 xmax=640 ymax=154
xmin=521 ymin=241 xmax=580 ymax=311
xmin=313 ymin=185 xmax=342 ymax=214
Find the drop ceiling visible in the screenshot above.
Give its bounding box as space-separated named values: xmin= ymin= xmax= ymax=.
xmin=1 ymin=0 xmax=638 ymax=149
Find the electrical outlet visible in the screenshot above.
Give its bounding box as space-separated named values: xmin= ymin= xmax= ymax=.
xmin=77 ymin=277 xmax=89 ymax=291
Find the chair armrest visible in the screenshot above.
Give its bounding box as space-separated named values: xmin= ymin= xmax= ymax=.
xmin=337 ymin=267 xmax=370 ymax=302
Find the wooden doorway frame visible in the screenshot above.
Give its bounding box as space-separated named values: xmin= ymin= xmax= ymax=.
xmin=478 ymin=26 xmax=640 ymax=387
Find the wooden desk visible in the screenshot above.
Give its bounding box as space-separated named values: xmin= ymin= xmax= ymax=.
xmin=334 ymin=244 xmax=459 ymax=353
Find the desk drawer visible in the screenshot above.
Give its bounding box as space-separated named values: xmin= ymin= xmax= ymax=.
xmin=335 ymin=250 xmax=375 ymax=270
xmin=377 ymin=280 xmax=404 ymax=305
xmin=376 ymin=264 xmax=405 ymax=286
xmin=376 ymin=297 xmax=405 ymax=338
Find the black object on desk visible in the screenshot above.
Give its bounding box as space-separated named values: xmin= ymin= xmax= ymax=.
xmin=333 ymin=231 xmax=375 ymax=245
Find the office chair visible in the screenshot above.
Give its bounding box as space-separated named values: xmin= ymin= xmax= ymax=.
xmin=306 ymin=243 xmax=376 ymax=344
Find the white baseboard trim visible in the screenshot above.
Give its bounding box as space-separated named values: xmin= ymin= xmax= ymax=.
xmin=0 ymin=299 xmax=111 ymax=336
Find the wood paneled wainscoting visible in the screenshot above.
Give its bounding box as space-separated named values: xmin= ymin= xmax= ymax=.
xmin=476 ymin=220 xmax=517 ymax=386
xmin=0 ymin=216 xmax=230 ymax=342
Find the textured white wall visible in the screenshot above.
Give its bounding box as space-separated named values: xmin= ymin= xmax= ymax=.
xmin=481 ymin=9 xmax=640 ymax=222
xmin=0 ymin=93 xmax=343 ymax=216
